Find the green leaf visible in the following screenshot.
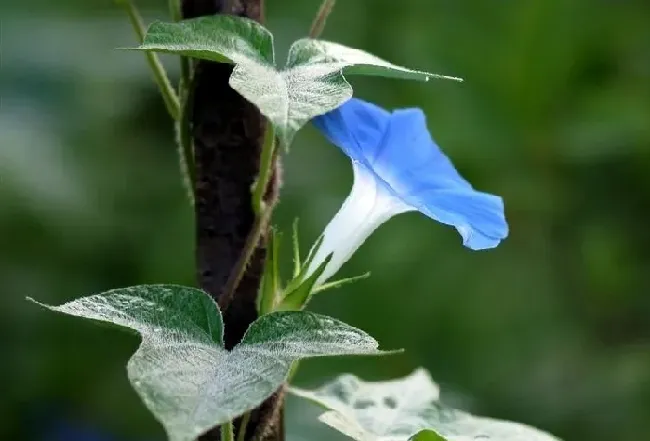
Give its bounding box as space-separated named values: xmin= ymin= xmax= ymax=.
xmin=290 ymin=369 xmax=561 ymax=441
xmin=29 ymin=285 xmax=385 ymax=441
xmin=136 ymin=16 xmax=274 ymax=65
xmin=136 ymin=16 xmax=461 ymax=148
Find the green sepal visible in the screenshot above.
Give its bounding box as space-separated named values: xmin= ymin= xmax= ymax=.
xmin=312 ymin=272 xmax=371 ymax=295
xmin=257 ymin=228 xmax=282 ymax=315
xmin=292 ymin=218 xmax=302 ymax=278
xmin=277 ymin=254 xmax=332 ymax=311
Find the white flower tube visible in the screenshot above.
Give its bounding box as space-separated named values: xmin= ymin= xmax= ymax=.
xmin=306 ymin=161 xmax=413 ymax=286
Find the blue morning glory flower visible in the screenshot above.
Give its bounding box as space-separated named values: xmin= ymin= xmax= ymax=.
xmin=305 ymin=98 xmax=508 ymax=285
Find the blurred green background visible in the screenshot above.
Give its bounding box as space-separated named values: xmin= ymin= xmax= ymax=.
xmin=2 ymin=0 xmax=650 ymax=440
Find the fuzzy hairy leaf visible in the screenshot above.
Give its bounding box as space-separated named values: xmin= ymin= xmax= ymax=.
xmin=136 ymin=16 xmax=460 ymax=147
xmin=136 ymin=15 xmax=274 ymax=65
xmin=290 ymin=369 xmax=561 ymax=441
xmin=30 ymin=285 xmax=383 ymax=441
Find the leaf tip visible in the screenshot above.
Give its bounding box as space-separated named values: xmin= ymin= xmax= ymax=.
xmin=445 ymin=75 xmax=464 ymax=82
xmin=26 ymin=296 xmax=55 ymax=311
xmin=425 ymin=73 xmax=464 ymax=82
xmin=381 ymin=348 xmax=406 ymax=356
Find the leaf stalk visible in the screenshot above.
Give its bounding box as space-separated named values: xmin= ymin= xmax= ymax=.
xmin=116 ymin=0 xmax=180 ymax=120
xmin=309 ymin=0 xmax=337 ymax=38
xmin=252 ymin=124 xmax=277 ymax=216
xmin=221 ymin=421 xmax=235 ymax=441
xmin=236 ymin=412 xmax=251 ymax=441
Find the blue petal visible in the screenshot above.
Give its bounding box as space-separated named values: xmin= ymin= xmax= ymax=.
xmin=314 ymin=98 xmax=509 ymax=250
xmin=377 ymin=108 xmax=508 ymax=249
xmin=313 ymin=98 xmax=390 ymax=161
xmin=411 ymin=189 xmax=508 ymax=250
xmin=376 ymin=109 xmax=472 ymax=191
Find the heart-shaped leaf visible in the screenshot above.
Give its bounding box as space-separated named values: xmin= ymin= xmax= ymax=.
xmin=136 ymin=16 xmax=461 ymax=148
xmin=29 ymin=285 xmax=384 ymax=441
xmin=290 ymin=369 xmax=561 ymax=441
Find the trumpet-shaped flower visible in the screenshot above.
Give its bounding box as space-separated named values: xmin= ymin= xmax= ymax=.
xmin=306 ymin=98 xmax=508 ymax=286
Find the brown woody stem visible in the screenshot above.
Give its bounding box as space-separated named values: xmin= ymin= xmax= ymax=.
xmin=181 ymin=0 xmax=284 ymax=440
